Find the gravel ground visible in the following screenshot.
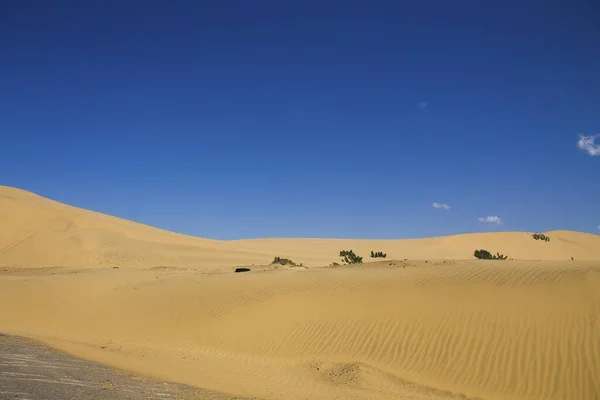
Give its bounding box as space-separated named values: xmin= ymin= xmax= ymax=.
xmin=0 ymin=333 xmax=257 ymax=400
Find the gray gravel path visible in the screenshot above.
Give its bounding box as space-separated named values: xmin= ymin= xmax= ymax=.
xmin=0 ymin=334 xmax=256 ymax=400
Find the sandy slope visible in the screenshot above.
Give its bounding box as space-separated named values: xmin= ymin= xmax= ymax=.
xmin=1 ymin=185 xmax=600 ymax=269
xmin=2 ymin=185 xmax=600 ymax=399
xmin=1 ymin=261 xmax=599 ymax=399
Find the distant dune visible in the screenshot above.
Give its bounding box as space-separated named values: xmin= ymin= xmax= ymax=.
xmin=1 ymin=185 xmax=599 ymax=268
xmin=2 ymin=185 xmax=600 ymax=399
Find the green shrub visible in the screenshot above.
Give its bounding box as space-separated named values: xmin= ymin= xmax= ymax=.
xmin=531 ymin=233 xmax=550 ymax=242
xmin=474 ymin=249 xmax=508 ymax=260
xmin=370 ymin=250 xmax=387 ymax=258
xmin=474 ymin=249 xmax=493 ymax=259
xmin=340 ymin=250 xmax=363 ymax=264
xmin=271 ymin=256 xmax=297 ymax=266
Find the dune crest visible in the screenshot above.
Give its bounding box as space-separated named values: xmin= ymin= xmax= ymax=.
xmin=1 ymin=186 xmax=599 ymax=269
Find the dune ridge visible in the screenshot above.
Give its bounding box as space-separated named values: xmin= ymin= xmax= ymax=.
xmin=1 ymin=185 xmax=599 ymax=269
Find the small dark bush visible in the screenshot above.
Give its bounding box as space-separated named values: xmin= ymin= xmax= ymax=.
xmin=271 ymin=256 xmax=297 ymax=266
xmin=474 ymin=249 xmax=493 ymax=259
xmin=474 ymin=249 xmax=508 ymax=260
xmin=531 ymin=233 xmax=550 ymax=242
xmin=235 ymin=267 xmax=251 ymax=273
xmin=340 ymin=250 xmax=363 ymax=264
xmin=370 ymin=250 xmax=387 ymax=258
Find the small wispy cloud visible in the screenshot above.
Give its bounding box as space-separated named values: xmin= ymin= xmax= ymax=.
xmin=432 ymin=202 xmax=451 ymax=210
xmin=419 ymin=101 xmax=428 ymax=108
xmin=597 ymin=224 xmax=600 ymax=231
xmin=478 ymin=216 xmax=503 ymax=225
xmin=577 ymin=134 xmax=600 ymax=156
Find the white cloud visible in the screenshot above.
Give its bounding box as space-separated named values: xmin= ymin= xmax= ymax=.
xmin=432 ymin=202 xmax=450 ymax=210
xmin=478 ymin=216 xmax=503 ymax=225
xmin=577 ymin=134 xmax=600 ymax=156
xmin=419 ymin=101 xmax=428 ymax=108
xmin=597 ymin=224 xmax=600 ymax=231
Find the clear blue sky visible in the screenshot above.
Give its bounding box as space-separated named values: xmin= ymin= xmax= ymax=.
xmin=1 ymin=1 xmax=599 ymax=239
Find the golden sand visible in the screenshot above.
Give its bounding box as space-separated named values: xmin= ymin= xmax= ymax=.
xmin=1 ymin=186 xmax=599 ymax=399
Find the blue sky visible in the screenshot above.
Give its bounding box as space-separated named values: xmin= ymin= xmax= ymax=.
xmin=1 ymin=1 xmax=599 ymax=239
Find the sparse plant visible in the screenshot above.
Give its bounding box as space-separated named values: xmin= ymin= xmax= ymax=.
xmin=370 ymin=250 xmax=387 ymax=258
xmin=271 ymin=256 xmax=297 ymax=266
xmin=474 ymin=249 xmax=508 ymax=260
xmin=531 ymin=233 xmax=550 ymax=242
xmin=340 ymin=250 xmax=363 ymax=264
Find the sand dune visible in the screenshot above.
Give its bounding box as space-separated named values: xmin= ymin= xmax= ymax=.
xmin=2 ymin=185 xmax=600 ymax=399
xmin=1 ymin=185 xmax=599 ymax=269
xmin=1 ymin=261 xmax=599 ymax=399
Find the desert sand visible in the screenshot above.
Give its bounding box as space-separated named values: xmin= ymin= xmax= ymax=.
xmin=1 ymin=185 xmax=599 ymax=399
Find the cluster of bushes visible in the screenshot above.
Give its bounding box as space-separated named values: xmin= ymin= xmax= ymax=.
xmin=275 ymin=250 xmax=391 ymax=267
xmin=531 ymin=233 xmax=550 ymax=242
xmin=474 ymin=249 xmax=508 ymax=260
xmin=340 ymin=250 xmax=363 ymax=264
xmin=338 ymin=249 xmax=390 ymax=264
xmin=370 ymin=250 xmax=387 ymax=258
xmin=271 ymin=256 xmax=299 ymax=266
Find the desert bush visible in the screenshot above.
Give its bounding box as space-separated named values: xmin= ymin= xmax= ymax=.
xmin=271 ymin=256 xmax=297 ymax=266
xmin=340 ymin=250 xmax=363 ymax=264
xmin=474 ymin=249 xmax=508 ymax=260
xmin=474 ymin=249 xmax=493 ymax=259
xmin=531 ymin=233 xmax=550 ymax=242
xmin=370 ymin=250 xmax=387 ymax=258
